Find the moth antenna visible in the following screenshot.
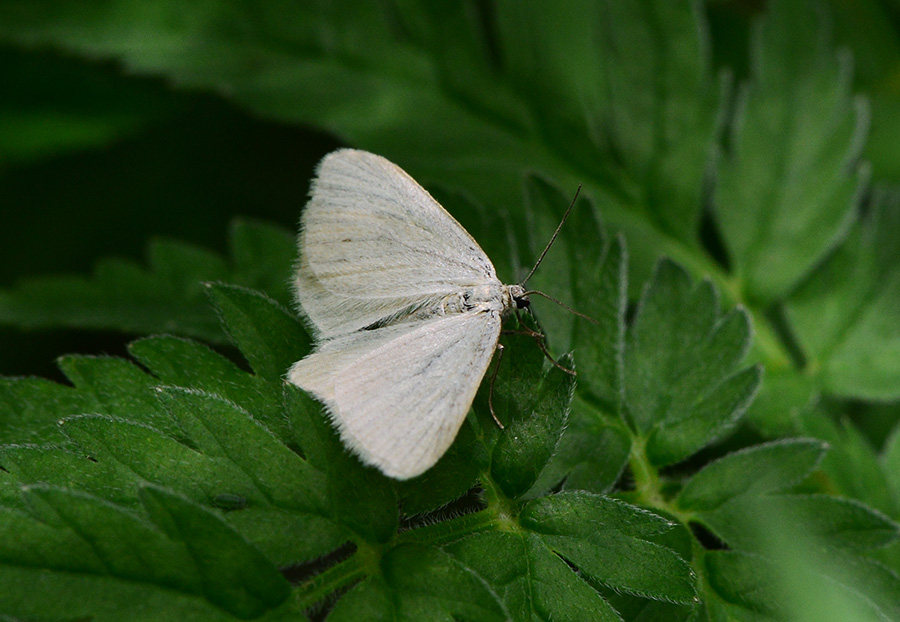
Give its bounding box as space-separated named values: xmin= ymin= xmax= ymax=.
xmin=522 ymin=289 xmax=602 ymax=326
xmin=520 ymin=185 xmax=582 ymax=286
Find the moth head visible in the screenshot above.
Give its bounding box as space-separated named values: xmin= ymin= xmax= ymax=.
xmin=508 ymin=284 xmax=530 ymax=309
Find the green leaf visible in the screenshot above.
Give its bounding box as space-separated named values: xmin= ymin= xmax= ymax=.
xmin=495 ymin=0 xmax=720 ymax=244
xmin=152 ymin=388 xmax=331 ymax=515
xmin=823 ymin=554 xmax=900 ymax=622
xmin=744 ymin=366 xmax=818 ymax=436
xmin=447 ymin=531 xmax=622 ymax=622
xmin=520 ymin=492 xmax=696 ymax=604
xmin=571 ymin=231 xmax=628 ymax=414
xmin=55 ymin=407 xmax=345 ymax=566
xmin=139 ymin=486 xmax=292 ymax=618
xmin=0 ymin=443 xmax=134 ymax=510
xmin=205 ymin=283 xmax=310 ymax=381
xmin=739 ymin=506 xmax=900 ymax=622
xmin=490 ymin=350 xmax=575 ymax=500
xmin=646 ymin=365 xmax=761 ymax=466
xmin=0 ymin=373 xmax=358 ymax=566
xmin=780 ymin=496 xmax=900 ymax=552
xmin=128 ymin=335 xmax=290 ymax=446
xmin=677 ymin=439 xmax=827 ymax=512
xmin=709 ymin=551 xmax=900 ymax=622
xmin=328 ymin=544 xmax=507 ymax=622
xmin=532 ymin=396 xmax=631 ymax=495
xmin=57 ymin=354 xmax=179 ymax=437
xmin=513 ymin=175 xmax=591 ymax=355
xmin=701 ymin=550 xmax=780 ymax=621
xmin=701 ymin=494 xmax=899 ymax=554
xmin=530 ymin=201 xmax=631 ymax=494
xmin=703 ymin=546 xmax=900 ymax=622
xmin=714 ymin=0 xmax=867 ymax=303
xmin=681 ymin=440 xmax=899 ymax=556
xmin=786 ymin=189 xmax=900 ymax=400
xmin=0 ymin=485 xmax=291 ymax=620
xmin=516 ymin=175 xmax=628 ymax=413
xmin=624 ymin=260 xmax=757 ymax=466
xmin=0 ymin=221 xmax=295 ymax=344
xmin=800 ymin=413 xmax=899 ymax=518
xmin=0 ymin=376 xmax=91 ymax=444
xmin=59 ymin=415 xmax=217 ymax=502
xmin=824 ymin=0 xmax=900 ymax=183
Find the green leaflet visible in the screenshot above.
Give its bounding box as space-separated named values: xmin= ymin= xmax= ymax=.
xmin=700 ymin=521 xmax=900 ymax=622
xmin=494 ymin=0 xmax=720 ymax=244
xmin=786 ymin=189 xmax=900 ymax=400
xmin=624 ymin=260 xmax=759 ymax=467
xmin=129 ymin=335 xmax=288 ymax=444
xmin=715 ymin=0 xmax=867 ymax=304
xmin=0 ymin=375 xmax=94 ymax=445
xmin=205 ymin=283 xmax=309 ymax=381
xmin=447 ymin=532 xmax=622 ymax=622
xmin=678 ymin=439 xmax=900 ymax=622
xmin=800 ymin=413 xmax=900 ymax=519
xmin=489 ymin=350 xmax=575 ymax=500
xmin=0 ymin=485 xmax=291 ymax=621
xmin=678 ymin=439 xmax=828 ymax=512
xmin=58 ymin=355 xmax=180 ymax=437
xmin=328 ymin=544 xmax=508 ymax=622
xmin=520 ymin=492 xmax=696 ymax=604
xmin=678 ymin=439 xmax=899 ymax=551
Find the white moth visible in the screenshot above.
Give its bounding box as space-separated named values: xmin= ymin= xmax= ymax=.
xmin=289 ymin=149 xmax=555 ymax=480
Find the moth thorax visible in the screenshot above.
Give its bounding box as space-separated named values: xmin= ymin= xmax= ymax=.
xmin=438 ymin=283 xmax=506 ymax=315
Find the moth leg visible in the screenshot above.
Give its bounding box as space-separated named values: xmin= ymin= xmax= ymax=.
xmin=487 ymin=343 xmax=506 ymax=429
xmin=509 ymin=310 xmax=577 ymax=376
xmin=529 ymin=330 xmax=576 ymax=376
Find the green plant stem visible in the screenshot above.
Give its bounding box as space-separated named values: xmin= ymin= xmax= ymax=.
xmin=480 ymin=472 xmax=523 ymax=529
xmin=629 ymin=437 xmax=702 ymax=529
xmin=629 ymin=437 xmax=665 ymax=509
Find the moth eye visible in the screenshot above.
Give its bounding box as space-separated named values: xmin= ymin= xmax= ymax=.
xmin=516 ymin=296 xmax=530 ymax=309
